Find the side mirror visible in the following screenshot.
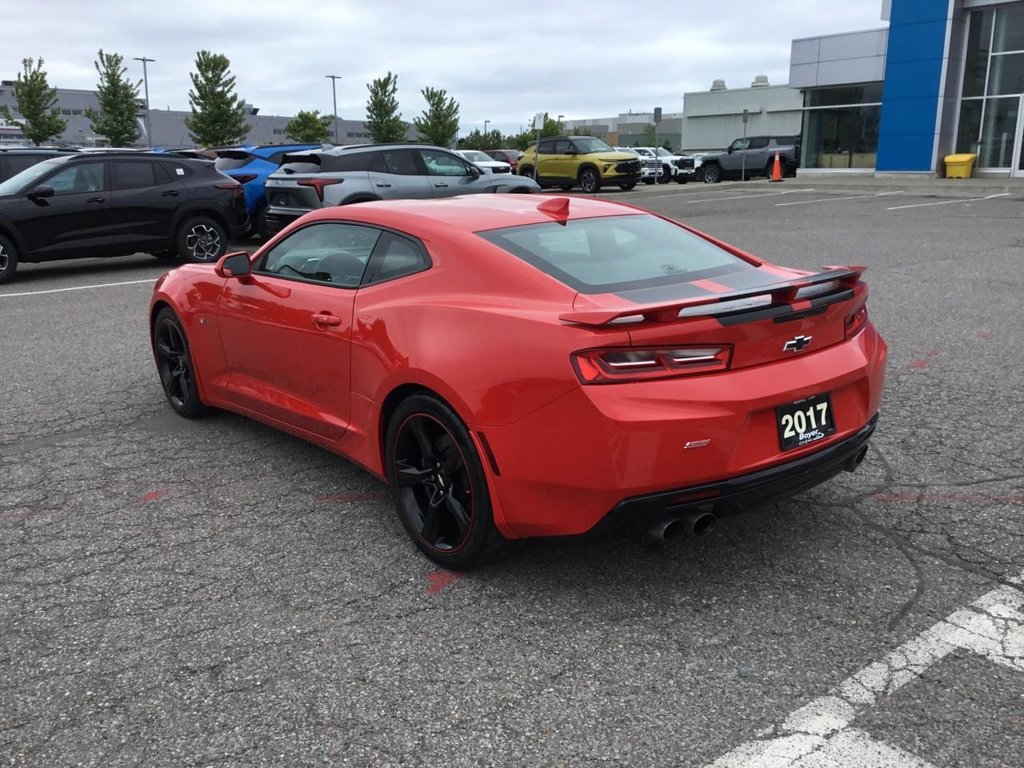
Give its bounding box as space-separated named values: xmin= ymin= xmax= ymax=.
xmin=27 ymin=185 xmax=55 ymax=201
xmin=215 ymin=251 xmax=252 ymax=278
xmin=468 ymin=165 xmax=481 ymax=178
xmin=727 ymin=147 xmax=734 ymax=154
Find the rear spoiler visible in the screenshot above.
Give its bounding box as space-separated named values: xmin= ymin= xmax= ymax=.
xmin=559 ymin=266 xmax=865 ymax=326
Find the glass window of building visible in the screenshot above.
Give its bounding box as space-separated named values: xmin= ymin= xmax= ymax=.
xmin=800 ymin=84 xmax=882 ymax=170
xmin=956 ymin=7 xmax=1024 ymax=168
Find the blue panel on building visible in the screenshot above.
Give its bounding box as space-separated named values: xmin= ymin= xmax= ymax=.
xmin=876 ymin=0 xmax=951 ymax=171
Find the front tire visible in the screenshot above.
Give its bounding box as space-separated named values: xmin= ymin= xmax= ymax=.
xmin=176 ymin=216 xmax=228 ymax=263
xmin=657 ymin=165 xmax=671 ymax=184
xmin=152 ymin=307 xmax=210 ymax=419
xmin=578 ymin=167 xmax=601 ymax=194
xmin=702 ymin=164 xmax=721 ymax=183
xmin=385 ymin=394 xmax=507 ymax=570
xmin=0 ymin=234 xmax=19 ymax=285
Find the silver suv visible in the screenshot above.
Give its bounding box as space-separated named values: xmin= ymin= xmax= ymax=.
xmin=264 ymin=143 xmax=540 ymax=235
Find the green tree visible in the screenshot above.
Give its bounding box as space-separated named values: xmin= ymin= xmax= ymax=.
xmin=506 ymin=113 xmax=563 ymax=150
xmin=412 ymin=86 xmax=459 ymax=147
xmin=85 ymin=50 xmax=141 ymax=147
xmin=184 ymin=51 xmax=250 ymax=147
xmin=0 ymin=58 xmax=66 ymax=145
xmin=285 ymin=110 xmax=333 ymax=143
xmin=459 ymin=128 xmax=502 ymax=151
xmin=365 ymin=72 xmax=406 ymax=143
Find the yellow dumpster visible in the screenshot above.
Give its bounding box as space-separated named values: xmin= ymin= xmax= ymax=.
xmin=944 ymin=153 xmax=977 ymax=178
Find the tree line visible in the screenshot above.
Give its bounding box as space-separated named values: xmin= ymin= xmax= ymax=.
xmin=2 ymin=53 xmax=566 ymax=150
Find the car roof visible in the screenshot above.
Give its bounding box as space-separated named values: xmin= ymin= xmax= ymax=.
xmin=0 ymin=147 xmax=77 ymax=154
xmin=301 ymin=194 xmax=641 ymax=235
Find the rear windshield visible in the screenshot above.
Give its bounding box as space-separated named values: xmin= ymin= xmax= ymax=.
xmin=214 ymin=151 xmax=254 ymax=171
xmin=477 ymin=214 xmax=746 ymax=293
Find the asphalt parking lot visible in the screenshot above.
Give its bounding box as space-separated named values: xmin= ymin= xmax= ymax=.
xmin=2 ymin=179 xmax=1023 ymax=767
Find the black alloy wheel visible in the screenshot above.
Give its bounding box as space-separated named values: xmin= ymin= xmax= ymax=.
xmin=177 ymin=216 xmax=227 ymax=263
xmin=386 ymin=394 xmax=506 ymax=570
xmin=152 ymin=307 xmax=209 ymax=418
xmin=702 ymin=163 xmax=721 ymax=183
xmin=0 ymin=234 xmax=18 ymax=285
xmin=578 ymin=168 xmax=600 ymax=194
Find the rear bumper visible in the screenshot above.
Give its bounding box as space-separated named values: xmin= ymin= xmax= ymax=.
xmin=597 ymin=414 xmax=877 ymax=533
xmin=264 ymin=211 xmax=303 ymax=236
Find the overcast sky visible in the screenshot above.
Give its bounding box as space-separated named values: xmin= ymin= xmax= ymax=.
xmin=1 ymin=1 xmax=887 ymax=135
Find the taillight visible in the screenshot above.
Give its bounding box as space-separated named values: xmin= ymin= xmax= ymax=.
xmin=231 ymin=173 xmax=258 ymax=184
xmin=845 ymin=304 xmax=868 ymax=339
xmin=297 ymin=177 xmax=343 ymax=202
xmin=571 ymin=346 xmax=733 ymax=384
xmin=215 ymin=182 xmax=244 ymax=201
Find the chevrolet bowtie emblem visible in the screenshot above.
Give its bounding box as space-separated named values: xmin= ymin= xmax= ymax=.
xmin=783 ymin=335 xmax=813 ymax=353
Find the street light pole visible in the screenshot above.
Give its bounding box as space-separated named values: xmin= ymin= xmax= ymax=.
xmin=133 ymin=56 xmax=155 ymax=147
xmin=325 ymin=75 xmax=341 ymax=144
xmin=484 ymin=120 xmax=490 ymax=139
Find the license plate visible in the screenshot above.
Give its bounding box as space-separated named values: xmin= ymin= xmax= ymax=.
xmin=776 ymin=394 xmax=836 ymax=451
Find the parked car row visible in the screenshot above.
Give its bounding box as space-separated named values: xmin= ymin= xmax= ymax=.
xmin=262 ymin=143 xmax=539 ymax=237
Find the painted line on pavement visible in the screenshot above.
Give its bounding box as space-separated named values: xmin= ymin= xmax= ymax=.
xmin=0 ymin=278 xmax=156 ymax=299
xmin=627 ymin=187 xmax=816 ymax=202
xmin=887 ymin=192 xmax=1010 ymax=210
xmin=776 ymin=191 xmax=904 ymax=207
xmin=707 ymin=570 xmax=1024 ymax=767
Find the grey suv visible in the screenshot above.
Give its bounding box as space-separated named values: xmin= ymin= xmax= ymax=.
xmin=264 ymin=143 xmax=540 ymax=236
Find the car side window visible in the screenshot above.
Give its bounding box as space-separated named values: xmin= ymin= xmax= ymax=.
xmin=729 ymin=138 xmax=750 ymax=151
xmin=419 ymin=149 xmax=470 ymax=176
xmin=45 ymin=162 xmax=105 ymax=194
xmin=554 ymin=140 xmax=572 ymax=154
xmin=747 ymin=137 xmax=769 ymax=150
xmin=537 ymin=139 xmax=556 ymax=154
xmin=256 ymin=222 xmax=381 ymax=288
xmin=111 ymin=161 xmax=158 ymax=190
xmin=370 ymin=149 xmax=421 ymax=175
xmin=365 ymin=232 xmax=430 ymax=284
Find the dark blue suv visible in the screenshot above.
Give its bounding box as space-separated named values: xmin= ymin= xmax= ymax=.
xmin=214 ymin=144 xmax=323 ymax=238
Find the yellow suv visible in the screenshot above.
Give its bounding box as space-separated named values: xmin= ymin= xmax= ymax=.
xmin=518 ymin=136 xmax=642 ymax=193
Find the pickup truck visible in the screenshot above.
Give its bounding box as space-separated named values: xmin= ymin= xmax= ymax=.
xmin=698 ymin=135 xmax=800 ymax=183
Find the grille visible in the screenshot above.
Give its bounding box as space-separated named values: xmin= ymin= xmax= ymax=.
xmin=616 ymin=159 xmax=642 ymax=174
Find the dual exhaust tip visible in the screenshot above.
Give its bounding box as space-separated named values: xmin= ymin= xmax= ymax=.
xmin=650 ymin=509 xmax=717 ymax=543
xmin=651 ymin=444 xmax=871 ymax=542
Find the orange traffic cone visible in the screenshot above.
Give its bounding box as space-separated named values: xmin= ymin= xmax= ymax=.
xmin=769 ymin=150 xmax=783 ymax=182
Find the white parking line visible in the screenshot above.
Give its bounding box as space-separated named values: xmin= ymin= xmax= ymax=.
xmin=776 ymin=191 xmax=904 ymax=207
xmin=0 ymin=278 xmax=156 ymax=299
xmin=627 ymin=188 xmax=816 ymax=202
xmin=707 ymin=571 xmax=1024 ymax=767
xmin=887 ymin=192 xmax=1011 ymax=210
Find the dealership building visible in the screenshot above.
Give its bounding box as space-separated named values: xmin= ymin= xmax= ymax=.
xmin=790 ymin=0 xmax=1024 ymax=176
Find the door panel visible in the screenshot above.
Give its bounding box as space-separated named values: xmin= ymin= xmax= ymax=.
xmin=367 ymin=149 xmax=432 ymax=199
xmin=418 ymin=148 xmax=486 ymax=197
xmin=18 ymin=161 xmax=113 ymax=258
xmin=109 ymin=161 xmax=184 ymax=248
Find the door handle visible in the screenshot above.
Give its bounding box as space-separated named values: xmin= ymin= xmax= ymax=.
xmin=434 ymin=183 xmax=448 ymax=188
xmin=162 ymin=190 xmax=180 ymax=197
xmin=375 ymin=183 xmax=391 ymax=188
xmin=312 ymin=312 xmax=342 ymax=327
xmin=87 ymin=197 xmax=105 ymax=204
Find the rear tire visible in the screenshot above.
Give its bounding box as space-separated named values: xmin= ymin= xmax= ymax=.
xmin=176 ymin=216 xmax=228 ymax=263
xmin=0 ymin=234 xmax=19 ymax=285
xmin=385 ymin=394 xmax=508 ymax=570
xmin=657 ymin=165 xmax=671 ymax=184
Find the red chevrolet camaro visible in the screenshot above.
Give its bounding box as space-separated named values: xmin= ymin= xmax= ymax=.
xmin=150 ymin=194 xmax=887 ymax=569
